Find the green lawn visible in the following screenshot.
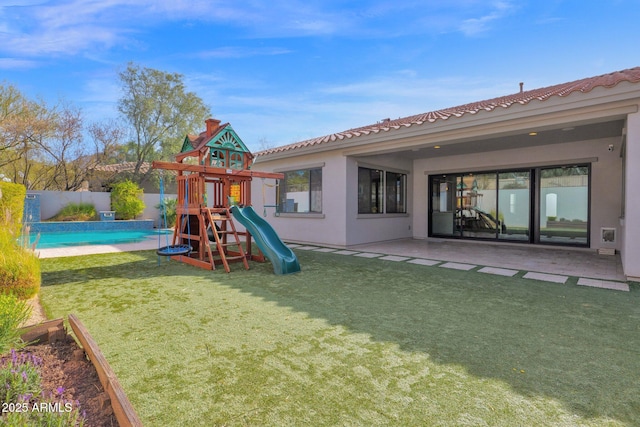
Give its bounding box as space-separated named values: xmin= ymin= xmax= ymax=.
xmin=39 ymin=250 xmax=640 ymax=426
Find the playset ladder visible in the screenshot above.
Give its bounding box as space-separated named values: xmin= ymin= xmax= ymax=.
xmin=206 ymin=209 xmax=249 ymax=273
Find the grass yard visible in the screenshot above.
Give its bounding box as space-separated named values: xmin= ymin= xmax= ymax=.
xmin=39 ymin=250 xmax=640 ymax=426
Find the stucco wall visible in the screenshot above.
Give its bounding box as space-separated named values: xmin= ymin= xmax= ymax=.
xmin=251 ymin=151 xmax=416 ymax=247
xmin=413 ymin=136 xmax=624 ymax=251
xmin=252 ymin=152 xmax=349 ymax=246
xmin=345 ymin=154 xmax=414 ymax=246
xmin=27 ymin=190 xmax=175 ymax=227
xmin=623 ymin=111 xmax=640 ymax=280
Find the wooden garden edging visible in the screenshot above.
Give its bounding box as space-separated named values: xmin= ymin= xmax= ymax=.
xmin=19 ymin=318 xmax=66 ymax=345
xmin=68 ymin=314 xmax=143 ymax=427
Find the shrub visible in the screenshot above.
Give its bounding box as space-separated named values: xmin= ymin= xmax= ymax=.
xmin=0 ymin=230 xmax=41 ymax=299
xmin=0 ymin=350 xmax=86 ymax=426
xmin=49 ymin=202 xmax=97 ymax=221
xmin=0 ymin=295 xmax=31 ymax=354
xmin=155 ymin=197 xmax=177 ymax=227
xmin=0 ymin=182 xmax=26 ymax=237
xmin=111 ymin=180 xmax=145 ymax=220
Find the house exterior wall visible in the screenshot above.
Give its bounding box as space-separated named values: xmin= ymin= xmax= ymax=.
xmin=412 ymin=137 xmax=624 ymax=251
xmin=252 ymin=151 xmax=415 ymax=247
xmin=250 ymin=71 xmax=640 ymax=279
xmin=345 ymin=154 xmax=413 ymax=245
xmin=623 ymin=111 xmax=640 ymax=280
xmin=252 ymin=151 xmax=349 ymax=246
xmin=253 ymin=136 xmax=626 ymax=251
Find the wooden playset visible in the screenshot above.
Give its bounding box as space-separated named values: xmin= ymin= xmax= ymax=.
xmin=152 ymin=118 xmax=299 ymax=274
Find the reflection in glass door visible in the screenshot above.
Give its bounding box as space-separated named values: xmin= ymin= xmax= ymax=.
xmin=457 ymin=173 xmax=498 ymax=239
xmin=498 ymin=171 xmax=530 ymax=241
xmin=429 ymin=165 xmax=589 ymax=247
xmin=430 ymin=175 xmax=457 ymax=236
xmin=539 ymin=166 xmax=589 ymax=245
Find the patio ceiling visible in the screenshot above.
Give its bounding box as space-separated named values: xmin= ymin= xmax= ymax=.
xmin=353 ymin=119 xmax=625 ymax=160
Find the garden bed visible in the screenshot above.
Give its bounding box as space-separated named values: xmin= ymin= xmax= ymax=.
xmin=16 ymin=317 xmax=141 ymax=426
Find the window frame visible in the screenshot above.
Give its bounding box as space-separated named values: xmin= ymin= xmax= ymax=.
xmin=358 ymin=165 xmax=408 ymax=215
xmin=276 ymin=167 xmax=323 ymax=214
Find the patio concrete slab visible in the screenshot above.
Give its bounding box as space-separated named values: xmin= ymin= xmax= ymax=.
xmin=379 ymin=255 xmax=411 ymax=262
xmin=332 ymin=250 xmax=360 ymax=256
xmin=354 ymin=252 xmax=383 ymax=258
xmin=313 ymin=248 xmax=338 ymax=253
xmin=407 ymin=258 xmax=441 ymax=266
xmin=577 ymin=277 xmax=630 ymax=292
xmin=440 ymin=262 xmax=476 ymax=271
xmin=478 ymin=266 xmax=519 ymax=277
xmin=523 ymin=272 xmax=568 ymax=284
xmin=294 ymin=245 xmax=320 ymax=251
xmin=350 ymin=238 xmax=626 ymax=282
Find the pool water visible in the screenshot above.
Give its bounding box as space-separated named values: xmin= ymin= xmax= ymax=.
xmin=32 ymin=230 xmax=172 ymax=249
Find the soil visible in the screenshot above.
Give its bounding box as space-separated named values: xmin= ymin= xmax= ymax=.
xmin=14 ymin=296 xmax=118 ymax=426
xmin=21 ymin=339 xmax=118 ymax=427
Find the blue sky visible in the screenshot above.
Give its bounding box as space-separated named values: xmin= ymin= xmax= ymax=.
xmin=1 ymin=0 xmax=639 ymax=151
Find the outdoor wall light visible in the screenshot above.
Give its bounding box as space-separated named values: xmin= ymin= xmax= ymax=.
xmin=608 ymin=144 xmax=614 ymax=152
xmin=434 ymin=145 xmax=441 ymax=149
xmin=529 ymin=132 xmax=538 ymax=136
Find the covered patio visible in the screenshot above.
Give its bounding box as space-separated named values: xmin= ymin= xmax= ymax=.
xmin=349 ymin=238 xmax=626 ymax=283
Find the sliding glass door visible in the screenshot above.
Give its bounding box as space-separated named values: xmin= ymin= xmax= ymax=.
xmin=498 ymin=171 xmax=530 ymax=241
xmin=458 ymin=173 xmax=499 ymax=239
xmin=429 ymin=164 xmax=589 ymax=246
xmin=430 ymin=175 xmax=457 ymax=236
xmin=538 ymin=166 xmax=589 ymax=245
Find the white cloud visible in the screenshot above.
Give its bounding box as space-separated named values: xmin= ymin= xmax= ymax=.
xmin=0 ymin=57 xmax=38 ymax=69
xmin=194 ymin=46 xmax=292 ymax=59
xmin=458 ymin=0 xmax=516 ymax=36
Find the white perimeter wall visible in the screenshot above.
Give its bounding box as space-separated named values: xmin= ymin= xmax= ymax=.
xmin=28 ymin=190 xmax=176 ymax=227
xmin=413 ymin=136 xmax=624 ymax=252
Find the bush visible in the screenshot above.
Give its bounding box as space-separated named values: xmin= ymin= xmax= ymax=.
xmin=0 ymin=182 xmax=26 ymax=237
xmin=0 ymin=295 xmax=31 ymax=354
xmin=111 ymin=180 xmax=145 ymax=220
xmin=0 ymin=350 xmax=86 ymax=426
xmin=0 ymin=231 xmax=41 ymax=299
xmin=49 ymin=202 xmax=97 ymax=221
xmin=155 ymin=197 xmax=177 ymax=227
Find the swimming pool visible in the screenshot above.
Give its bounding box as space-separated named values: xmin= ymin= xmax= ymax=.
xmin=32 ymin=229 xmax=172 ymax=249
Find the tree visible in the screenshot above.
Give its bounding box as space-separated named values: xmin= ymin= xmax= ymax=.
xmin=1 ymin=82 xmax=121 ymax=191
xmin=2 ymin=94 xmax=57 ymax=189
xmin=0 ymin=83 xmax=30 ymax=167
xmin=117 ymin=63 xmax=211 ymax=185
xmin=87 ymin=119 xmax=127 ymax=164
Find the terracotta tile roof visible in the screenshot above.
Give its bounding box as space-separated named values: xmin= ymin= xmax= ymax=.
xmin=93 ymin=161 xmax=151 ymax=173
xmin=257 ymin=66 xmax=640 ymax=156
xmin=93 ymin=161 xmax=177 ymax=176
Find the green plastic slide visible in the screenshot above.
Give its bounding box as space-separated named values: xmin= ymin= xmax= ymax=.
xmin=230 ymin=205 xmax=301 ymax=275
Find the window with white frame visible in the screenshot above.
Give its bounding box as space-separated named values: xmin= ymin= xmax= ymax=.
xmin=277 ymin=168 xmax=322 ymax=213
xmin=358 ymin=167 xmax=407 ymax=214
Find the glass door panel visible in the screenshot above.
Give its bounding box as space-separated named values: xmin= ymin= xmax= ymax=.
xmin=431 ymin=175 xmax=457 ymax=236
xmin=539 ymin=166 xmax=589 ymax=245
xmin=458 ymin=173 xmax=498 ymax=239
xmin=498 ymin=171 xmax=530 ymax=241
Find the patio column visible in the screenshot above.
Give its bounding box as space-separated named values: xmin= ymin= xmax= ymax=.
xmin=623 ymin=110 xmax=640 ymax=281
